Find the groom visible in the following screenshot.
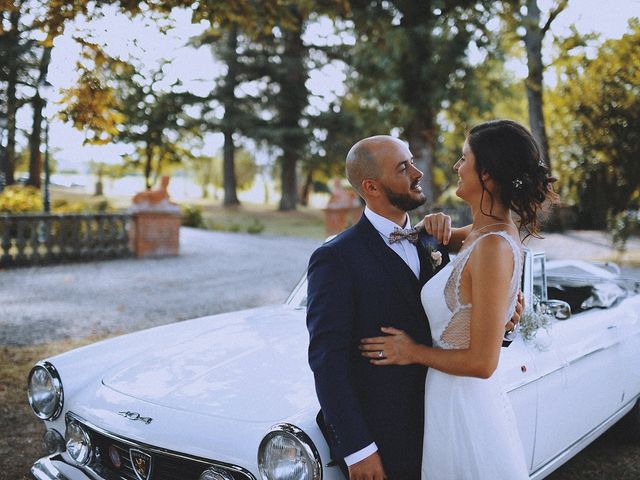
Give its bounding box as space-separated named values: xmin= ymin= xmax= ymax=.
xmin=306 ymin=135 xmax=453 ymax=479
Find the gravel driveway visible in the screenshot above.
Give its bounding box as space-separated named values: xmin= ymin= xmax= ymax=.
xmin=1 ymin=227 xmax=638 ymax=347
xmin=0 ymin=228 xmax=320 ymax=346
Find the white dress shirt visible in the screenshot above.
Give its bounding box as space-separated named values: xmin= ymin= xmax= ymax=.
xmin=343 ymin=207 xmax=421 ymax=467
xmin=364 ymin=206 xmax=420 ymax=278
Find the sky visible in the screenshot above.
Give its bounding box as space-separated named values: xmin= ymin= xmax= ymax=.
xmin=24 ymin=0 xmax=640 ymax=174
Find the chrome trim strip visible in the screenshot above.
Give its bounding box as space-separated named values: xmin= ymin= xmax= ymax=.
xmin=529 ymin=396 xmax=639 ymax=480
xmin=29 ymin=361 xmax=64 ymax=421
xmin=567 ymin=346 xmax=608 ymax=365
xmin=258 ymin=423 xmax=322 ymax=480
xmin=507 ymin=343 xmax=622 ymax=392
xmin=66 ymin=412 xmax=256 ymax=479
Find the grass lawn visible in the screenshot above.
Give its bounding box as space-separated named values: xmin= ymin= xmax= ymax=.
xmin=0 ymin=336 xmax=112 ymax=480
xmin=192 ymin=201 xmax=327 ymax=238
xmin=50 ymin=188 xmax=328 ymax=239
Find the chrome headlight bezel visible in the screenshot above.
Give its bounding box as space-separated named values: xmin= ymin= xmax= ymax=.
xmin=257 ymin=423 xmax=322 ymax=480
xmin=65 ymin=419 xmax=93 ymax=465
xmin=27 ymin=361 xmax=64 ymax=420
xmin=199 ymin=466 xmax=235 ymax=480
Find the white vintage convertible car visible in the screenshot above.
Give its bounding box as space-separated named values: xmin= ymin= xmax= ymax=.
xmin=28 ymin=250 xmax=640 ymax=480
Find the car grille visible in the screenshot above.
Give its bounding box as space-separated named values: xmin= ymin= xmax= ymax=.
xmin=69 ymin=414 xmax=256 ymax=480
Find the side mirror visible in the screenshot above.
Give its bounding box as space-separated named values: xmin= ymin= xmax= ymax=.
xmin=541 ymin=299 xmax=572 ymax=320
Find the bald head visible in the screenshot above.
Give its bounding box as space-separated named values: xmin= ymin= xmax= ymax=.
xmin=346 ymin=135 xmax=406 ymax=196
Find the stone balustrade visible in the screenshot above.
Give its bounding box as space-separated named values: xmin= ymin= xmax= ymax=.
xmin=0 ymin=213 xmax=131 ymax=268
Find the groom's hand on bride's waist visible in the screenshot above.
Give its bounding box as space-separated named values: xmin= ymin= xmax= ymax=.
xmin=348 ymin=452 xmax=387 ymax=480
xmin=506 ymin=291 xmax=524 ymax=333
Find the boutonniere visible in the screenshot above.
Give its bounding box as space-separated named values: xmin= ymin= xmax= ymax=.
xmin=425 ymin=244 xmax=442 ymax=269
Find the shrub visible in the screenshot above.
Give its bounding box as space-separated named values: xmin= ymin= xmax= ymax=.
xmin=0 ymin=185 xmax=43 ymax=213
xmin=52 ymin=198 xmax=114 ymax=214
xmin=181 ymin=204 xmax=204 ymax=228
xmin=609 ymin=210 xmax=640 ymax=253
xmin=246 ymin=218 xmax=265 ymax=234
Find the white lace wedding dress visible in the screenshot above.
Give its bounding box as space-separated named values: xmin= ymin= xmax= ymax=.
xmin=420 ymin=231 xmax=529 ymax=479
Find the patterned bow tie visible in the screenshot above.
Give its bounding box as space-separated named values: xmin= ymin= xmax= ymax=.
xmin=389 ymin=227 xmax=419 ymax=245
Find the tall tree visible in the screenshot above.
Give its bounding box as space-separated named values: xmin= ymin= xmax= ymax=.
xmin=501 ymin=0 xmax=568 ymax=169
xmin=272 ymin=11 xmax=309 ymax=210
xmin=26 ymin=45 xmax=51 ymax=188
xmin=193 ymin=23 xmax=270 ymax=206
xmin=345 ymin=0 xmax=495 ymax=203
xmin=547 ymin=21 xmax=640 ymax=228
xmin=1 ymin=4 xmax=25 ymax=185
xmin=59 ymin=42 xmax=197 ymax=188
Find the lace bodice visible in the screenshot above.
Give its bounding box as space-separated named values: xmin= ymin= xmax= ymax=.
xmin=421 ymin=231 xmax=522 ymax=349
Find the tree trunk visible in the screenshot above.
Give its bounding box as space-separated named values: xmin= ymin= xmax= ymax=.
xmin=406 ymin=118 xmax=436 ymax=205
xmin=222 ymin=128 xmax=240 ymax=206
xmin=27 ymin=95 xmax=44 ymax=188
xmin=144 ymin=140 xmax=153 ymax=190
xmin=277 ymin=21 xmax=307 ymax=211
xmin=398 ymin=3 xmax=436 ymax=205
xmin=578 ymin=167 xmax=608 ymax=229
xmin=222 ymin=25 xmax=240 ymax=206
xmin=523 ymin=0 xmax=551 ymax=169
xmin=4 ymin=9 xmax=20 ymax=185
xmin=299 ymin=168 xmax=313 ymax=207
xmin=27 ymin=46 xmax=52 ymax=189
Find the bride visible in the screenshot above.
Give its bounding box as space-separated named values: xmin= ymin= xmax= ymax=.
xmin=360 ymin=119 xmax=557 ymax=479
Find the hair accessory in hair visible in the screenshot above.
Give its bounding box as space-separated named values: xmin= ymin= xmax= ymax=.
xmin=512 ymin=178 xmax=523 ymax=189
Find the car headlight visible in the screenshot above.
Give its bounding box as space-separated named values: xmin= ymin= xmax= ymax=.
xmin=65 ymin=420 xmax=92 ymax=465
xmin=27 ymin=361 xmax=64 ymax=420
xmin=199 ymin=467 xmax=234 ymax=480
xmin=257 ymin=423 xmax=321 ymax=480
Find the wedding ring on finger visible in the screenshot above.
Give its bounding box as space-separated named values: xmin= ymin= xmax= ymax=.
xmin=378 ymin=350 xmax=384 ymax=358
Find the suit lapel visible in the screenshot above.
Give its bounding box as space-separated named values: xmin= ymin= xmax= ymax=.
xmin=416 ymin=240 xmax=432 ymax=286
xmin=356 ymin=216 xmax=420 ymax=307
xmin=418 ymin=232 xmax=451 ymax=285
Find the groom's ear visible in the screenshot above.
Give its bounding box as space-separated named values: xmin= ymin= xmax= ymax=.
xmin=362 ymin=179 xmax=381 ymax=197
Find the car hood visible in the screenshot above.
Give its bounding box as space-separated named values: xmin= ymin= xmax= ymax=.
xmin=100 ymin=305 xmax=317 ymax=423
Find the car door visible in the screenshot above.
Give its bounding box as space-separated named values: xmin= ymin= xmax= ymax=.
xmin=530 ymin=256 xmax=624 ymax=471
xmin=617 ymin=295 xmax=640 ymax=406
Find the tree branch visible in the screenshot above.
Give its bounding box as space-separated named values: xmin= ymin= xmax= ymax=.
xmin=542 ymin=0 xmax=568 ymax=35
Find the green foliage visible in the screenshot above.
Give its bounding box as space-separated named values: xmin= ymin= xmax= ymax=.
xmin=59 ymin=40 xmax=200 ymax=189
xmin=181 ymin=204 xmax=204 ymax=228
xmin=343 ymin=0 xmax=497 ymax=202
xmin=0 ymin=185 xmax=43 ymax=213
xmin=51 ymin=198 xmax=113 ymax=214
xmin=437 ymin=51 xmax=528 ymax=197
xmin=246 ymin=217 xmax=265 ymax=234
xmin=548 ymin=20 xmax=640 ymax=228
xmin=609 ymin=210 xmax=640 ymax=254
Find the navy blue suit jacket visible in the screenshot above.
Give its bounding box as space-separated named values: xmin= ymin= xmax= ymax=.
xmin=306 ymin=214 xmax=450 ymax=479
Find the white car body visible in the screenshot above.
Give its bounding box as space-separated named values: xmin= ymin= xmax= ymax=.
xmin=29 ymin=251 xmax=640 ymax=480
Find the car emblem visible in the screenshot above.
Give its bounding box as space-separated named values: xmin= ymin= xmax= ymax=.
xmin=118 ymin=411 xmax=153 ymax=424
xmin=130 ymin=449 xmax=152 ymax=480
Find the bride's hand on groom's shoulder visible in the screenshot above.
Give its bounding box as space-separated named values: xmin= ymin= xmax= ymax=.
xmin=359 ymin=327 xmax=417 ymax=366
xmin=416 ymin=212 xmax=452 ymax=245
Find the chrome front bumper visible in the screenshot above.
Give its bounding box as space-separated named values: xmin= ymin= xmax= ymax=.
xmin=31 ymin=455 xmax=95 ymax=480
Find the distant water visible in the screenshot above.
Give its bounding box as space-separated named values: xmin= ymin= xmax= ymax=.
xmin=50 ymin=173 xmax=330 ymax=208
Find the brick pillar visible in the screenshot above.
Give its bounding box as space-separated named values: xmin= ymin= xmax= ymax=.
xmin=324 ymin=206 xmax=364 ymax=235
xmin=129 ymin=212 xmax=181 ymax=257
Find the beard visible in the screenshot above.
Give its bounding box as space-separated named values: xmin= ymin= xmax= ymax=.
xmin=381 ymin=184 xmax=426 ymax=212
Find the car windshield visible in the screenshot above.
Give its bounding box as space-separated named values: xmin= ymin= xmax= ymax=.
xmin=286 ymin=273 xmax=307 ymax=308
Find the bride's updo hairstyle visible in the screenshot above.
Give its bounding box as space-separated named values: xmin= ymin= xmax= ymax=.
xmin=467 ymin=119 xmax=557 ymax=238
